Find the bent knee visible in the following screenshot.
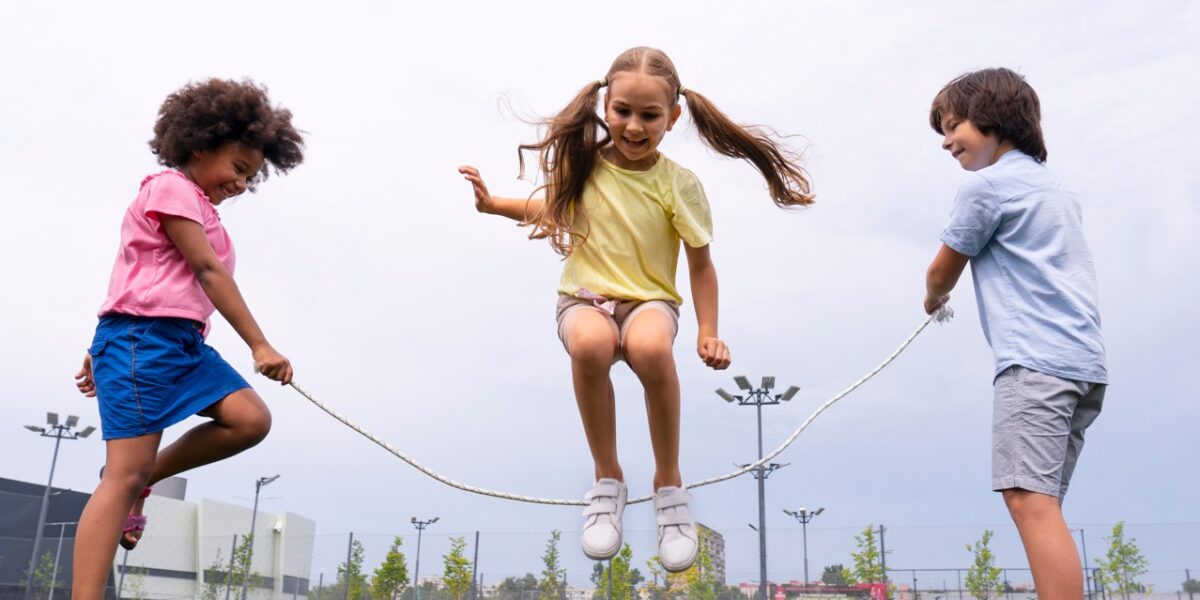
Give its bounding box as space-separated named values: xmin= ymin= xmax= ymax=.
xmin=567 ymin=333 xmax=617 ymax=369
xmin=240 ymin=408 xmax=273 ymax=446
xmin=623 ymin=336 xmax=674 ymax=374
xmin=1002 ymin=488 xmax=1061 ymax=522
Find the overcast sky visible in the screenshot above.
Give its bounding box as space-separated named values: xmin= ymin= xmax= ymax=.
xmin=2 ymin=0 xmax=1197 ymax=589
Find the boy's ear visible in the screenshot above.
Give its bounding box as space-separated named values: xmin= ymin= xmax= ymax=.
xmin=667 ymin=104 xmax=682 ymax=131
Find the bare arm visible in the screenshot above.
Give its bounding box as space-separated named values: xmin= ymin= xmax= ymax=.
xmin=161 ymin=215 xmax=292 ymax=384
xmin=458 ymin=166 xmax=543 ymax=222
xmin=685 ymin=243 xmax=731 ymax=370
xmin=924 ymin=243 xmax=970 ymax=314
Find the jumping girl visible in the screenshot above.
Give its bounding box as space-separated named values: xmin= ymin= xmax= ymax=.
xmin=459 ymin=47 xmax=812 ymax=571
xmin=72 ymin=78 xmax=304 ymax=598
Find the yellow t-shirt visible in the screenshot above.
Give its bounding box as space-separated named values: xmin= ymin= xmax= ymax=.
xmin=558 ymin=153 xmax=713 ymax=305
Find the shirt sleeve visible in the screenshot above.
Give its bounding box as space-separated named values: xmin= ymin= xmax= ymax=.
xmin=940 ymin=174 xmax=1001 ymax=257
xmin=142 ymin=173 xmax=207 ymax=227
xmin=671 ymin=167 xmax=714 ymax=248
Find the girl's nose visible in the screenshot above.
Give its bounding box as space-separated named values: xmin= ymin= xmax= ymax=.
xmin=941 ymin=134 xmax=953 ymax=150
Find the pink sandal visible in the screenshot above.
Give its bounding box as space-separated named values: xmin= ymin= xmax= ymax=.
xmin=119 ymin=486 xmax=152 ymax=551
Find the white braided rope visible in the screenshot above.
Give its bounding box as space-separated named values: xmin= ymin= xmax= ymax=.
xmin=288 ymin=306 xmax=953 ymax=506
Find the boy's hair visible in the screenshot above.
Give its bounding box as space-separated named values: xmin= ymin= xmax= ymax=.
xmin=519 ymin=46 xmax=814 ymax=256
xmin=149 ymin=78 xmax=305 ymax=187
xmin=929 ymin=68 xmax=1047 ymax=163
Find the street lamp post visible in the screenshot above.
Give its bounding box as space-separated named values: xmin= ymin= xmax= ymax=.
xmin=716 ymin=376 xmax=799 ymax=600
xmin=411 ymin=516 xmax=439 ymax=600
xmin=1073 ymin=528 xmax=1093 ymax=599
xmin=23 ymin=413 xmax=94 ymax=600
xmin=783 ymin=507 xmax=825 ymax=584
xmin=241 ymin=475 xmax=280 ymax=600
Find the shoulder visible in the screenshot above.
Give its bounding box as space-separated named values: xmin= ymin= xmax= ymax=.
xmin=138 ymin=171 xmax=212 ymax=219
xmin=140 ymin=170 xmax=206 ymax=200
xmin=658 ymin=156 xmax=706 ymax=199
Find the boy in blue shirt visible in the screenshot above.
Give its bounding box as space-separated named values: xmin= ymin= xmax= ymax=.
xmin=923 ymin=68 xmax=1107 ymax=600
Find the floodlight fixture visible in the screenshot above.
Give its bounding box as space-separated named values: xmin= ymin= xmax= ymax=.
xmin=46 ymin=413 xmax=59 ymax=426
xmin=715 ymin=388 xmax=738 ymax=403
xmin=79 ymin=426 xmax=96 ymax=438
xmin=65 ymin=415 xmax=79 ymax=428
xmin=734 ymin=375 xmax=753 ymax=391
xmin=780 ymin=385 xmax=801 ymax=401
xmin=25 ymin=425 xmax=44 ymax=433
xmin=761 ymin=376 xmax=775 ymax=390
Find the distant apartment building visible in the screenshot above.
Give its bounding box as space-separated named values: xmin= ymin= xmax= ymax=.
xmin=698 ymin=522 xmax=726 ymax=584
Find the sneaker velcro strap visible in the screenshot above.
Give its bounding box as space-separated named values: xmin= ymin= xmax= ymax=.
xmin=583 ymin=502 xmax=616 ymax=517
xmin=585 ymin=483 xmax=621 ymax=500
xmin=656 ymin=510 xmax=694 ymax=527
xmin=654 ymin=493 xmax=691 ymax=510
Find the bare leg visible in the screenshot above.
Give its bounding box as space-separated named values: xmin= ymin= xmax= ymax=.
xmin=148 ymin=387 xmax=272 ymax=484
xmin=622 ymin=309 xmax=682 ymax=490
xmin=72 ymin=433 xmax=162 ymax=600
xmin=1003 ymin=489 xmax=1083 ymax=600
xmin=563 ymin=308 xmax=623 ymax=482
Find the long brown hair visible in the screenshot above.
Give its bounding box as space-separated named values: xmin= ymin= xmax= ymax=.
xmin=519 ymin=47 xmax=813 ymax=256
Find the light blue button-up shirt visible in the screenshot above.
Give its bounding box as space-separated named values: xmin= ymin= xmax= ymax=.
xmin=941 ymin=150 xmax=1107 ymax=383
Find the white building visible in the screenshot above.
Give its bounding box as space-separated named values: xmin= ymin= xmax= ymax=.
xmin=112 ymin=478 xmax=315 ymax=600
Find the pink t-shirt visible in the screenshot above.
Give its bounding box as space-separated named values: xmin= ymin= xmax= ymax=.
xmin=98 ymin=170 xmax=235 ymax=334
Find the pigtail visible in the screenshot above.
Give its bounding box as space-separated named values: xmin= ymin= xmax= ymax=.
xmin=518 ymin=80 xmax=610 ymax=256
xmin=683 ymin=89 xmax=814 ymax=207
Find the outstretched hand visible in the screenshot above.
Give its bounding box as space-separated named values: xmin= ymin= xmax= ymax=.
xmin=458 ymin=166 xmax=495 ymax=214
xmin=75 ymin=354 xmax=96 ymax=397
xmin=698 ymin=336 xmax=731 ymax=370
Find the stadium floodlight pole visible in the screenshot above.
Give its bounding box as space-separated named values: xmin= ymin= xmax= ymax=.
xmin=411 ymin=516 xmax=439 ymax=600
xmin=716 ymin=376 xmax=799 ymax=600
xmin=23 ymin=412 xmax=94 ymax=600
xmin=783 ymin=507 xmax=825 ymax=584
xmin=241 ymin=475 xmax=280 ymax=600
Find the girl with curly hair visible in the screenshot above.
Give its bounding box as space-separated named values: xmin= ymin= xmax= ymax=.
xmin=71 ymin=78 xmax=304 ymax=596
xmin=459 ymin=46 xmax=812 ymax=571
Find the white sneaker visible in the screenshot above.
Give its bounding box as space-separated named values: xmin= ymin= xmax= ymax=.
xmin=653 ymin=486 xmax=699 ymax=572
xmin=580 ymin=478 xmax=627 ymax=560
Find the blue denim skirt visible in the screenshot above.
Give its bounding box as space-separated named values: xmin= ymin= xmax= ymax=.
xmin=89 ymin=314 xmax=250 ymax=440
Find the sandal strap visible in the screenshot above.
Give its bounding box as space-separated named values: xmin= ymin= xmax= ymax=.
xmin=123 ymin=515 xmax=147 ymax=532
xmin=139 ymin=486 xmax=153 ymax=499
xmin=653 ymin=491 xmax=692 ymax=510
xmin=583 ymin=501 xmax=618 ymax=517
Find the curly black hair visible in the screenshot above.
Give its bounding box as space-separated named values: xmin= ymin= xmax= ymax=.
xmin=149 ymin=78 xmax=304 ymax=185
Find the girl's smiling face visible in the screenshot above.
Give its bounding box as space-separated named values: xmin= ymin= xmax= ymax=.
xmin=603 ymin=72 xmax=682 ymax=171
xmin=185 ymin=142 xmax=264 ymax=205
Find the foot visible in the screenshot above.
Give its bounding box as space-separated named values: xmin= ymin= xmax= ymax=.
xmin=119 ymin=486 xmax=152 ymax=550
xmin=580 ymin=478 xmax=627 ymax=560
xmin=653 ymin=486 xmax=698 ymax=572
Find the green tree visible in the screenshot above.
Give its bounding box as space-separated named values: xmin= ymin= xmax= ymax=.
xmin=442 ymin=535 xmax=473 ymax=600
xmin=538 ymin=530 xmax=567 ymax=599
xmin=495 ymin=574 xmax=539 ymax=599
xmin=371 ymin=536 xmax=410 ymax=600
xmin=226 ymin=534 xmax=265 ymax=597
xmin=821 ymin=564 xmax=851 ymax=586
xmin=641 ymin=557 xmax=668 ymax=600
xmin=1182 ymin=577 xmax=1200 ymax=593
xmin=592 ymin=544 xmax=643 ymax=599
xmin=122 ymin=565 xmax=151 ymax=600
xmin=849 ymin=525 xmax=884 ymax=584
xmin=29 ymin=552 xmax=59 ymax=598
xmin=964 ymin=530 xmax=1003 ymax=600
xmin=338 ymin=539 xmax=369 ymax=600
xmin=199 ymin=548 xmax=229 ymax=600
xmin=681 ymin=528 xmax=720 ymax=600
xmin=1095 ymin=522 xmax=1150 ymax=600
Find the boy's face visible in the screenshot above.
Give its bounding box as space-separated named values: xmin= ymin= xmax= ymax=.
xmin=939 ymin=112 xmax=1005 ymax=171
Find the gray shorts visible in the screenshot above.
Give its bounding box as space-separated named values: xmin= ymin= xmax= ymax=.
xmin=993 ymin=365 xmax=1105 ymax=499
